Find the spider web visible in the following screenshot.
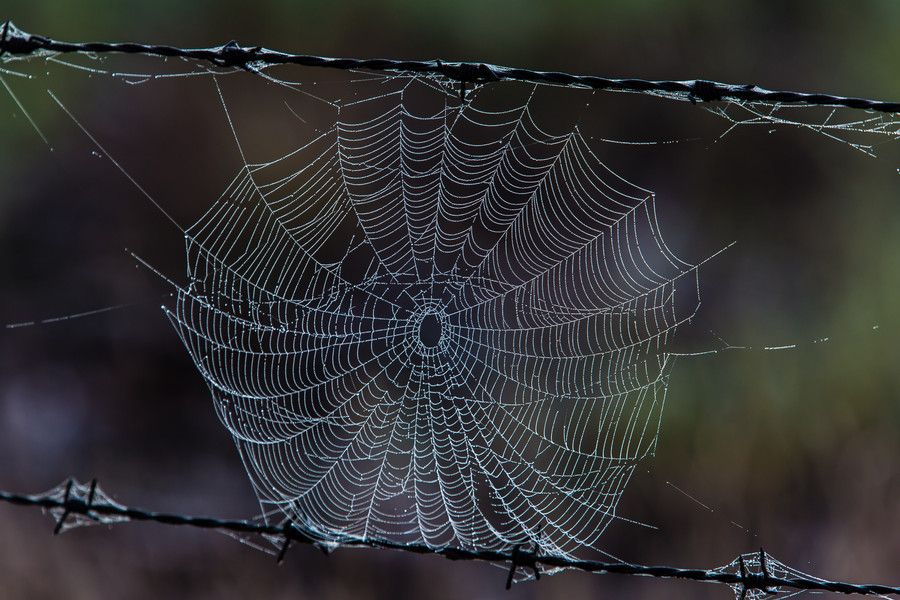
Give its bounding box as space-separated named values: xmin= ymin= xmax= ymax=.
xmin=159 ymin=73 xmax=702 ymax=560
xmin=3 ymin=47 xmax=897 ymax=568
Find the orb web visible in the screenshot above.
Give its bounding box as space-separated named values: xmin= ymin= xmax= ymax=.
xmin=165 ymin=74 xmax=701 ymax=559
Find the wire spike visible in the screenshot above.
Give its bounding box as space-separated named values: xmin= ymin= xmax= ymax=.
xmin=738 ymin=555 xmax=750 ymax=600
xmin=759 ymin=548 xmax=778 ymax=595
xmin=86 ymin=479 xmax=97 ymax=507
xmin=505 ymin=544 xmax=521 ymax=590
xmin=276 ymin=520 xmax=294 ymax=564
xmin=53 ymin=479 xmax=74 ymax=535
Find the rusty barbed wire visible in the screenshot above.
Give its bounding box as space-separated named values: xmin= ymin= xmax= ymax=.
xmin=1 ymin=480 xmax=898 ymax=597
xmin=1 ymin=21 xmax=899 ymax=113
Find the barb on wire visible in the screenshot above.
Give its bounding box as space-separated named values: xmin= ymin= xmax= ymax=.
xmin=1 ymin=481 xmax=899 ymax=597
xmin=1 ymin=21 xmax=898 ymax=113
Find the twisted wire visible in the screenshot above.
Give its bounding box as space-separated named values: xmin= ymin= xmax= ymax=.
xmin=1 ymin=484 xmax=898 ymax=596
xmin=1 ymin=21 xmax=898 ymax=113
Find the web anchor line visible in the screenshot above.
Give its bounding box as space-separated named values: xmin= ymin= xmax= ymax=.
xmin=1 ymin=482 xmax=898 ymax=596
xmin=1 ymin=21 xmax=898 ymax=113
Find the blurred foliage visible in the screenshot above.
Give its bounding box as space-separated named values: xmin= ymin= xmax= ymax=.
xmin=0 ymin=1 xmax=898 ymax=598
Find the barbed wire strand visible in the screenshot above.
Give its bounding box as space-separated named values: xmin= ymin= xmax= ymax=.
xmin=1 ymin=21 xmax=899 ymax=113
xmin=1 ymin=483 xmax=898 ymax=597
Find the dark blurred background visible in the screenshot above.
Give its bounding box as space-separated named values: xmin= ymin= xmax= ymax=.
xmin=1 ymin=1 xmax=898 ymax=598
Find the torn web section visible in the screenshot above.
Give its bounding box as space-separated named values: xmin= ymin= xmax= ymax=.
xmin=41 ymin=479 xmax=130 ymax=533
xmin=702 ymin=99 xmax=900 ymax=157
xmin=600 ymin=83 xmax=900 ymax=157
xmin=712 ymin=551 xmax=839 ymax=600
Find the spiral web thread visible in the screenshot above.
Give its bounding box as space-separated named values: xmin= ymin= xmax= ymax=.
xmin=156 ymin=73 xmax=703 ymax=562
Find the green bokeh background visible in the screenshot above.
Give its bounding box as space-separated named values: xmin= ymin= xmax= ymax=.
xmin=0 ymin=2 xmax=897 ymax=599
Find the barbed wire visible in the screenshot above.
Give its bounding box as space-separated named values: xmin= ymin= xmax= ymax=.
xmin=1 ymin=480 xmax=898 ymax=597
xmin=1 ymin=21 xmax=899 ymax=113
